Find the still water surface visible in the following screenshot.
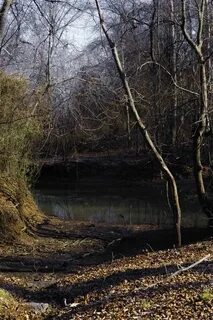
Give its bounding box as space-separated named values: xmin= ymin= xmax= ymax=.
xmin=34 ymin=178 xmax=207 ymax=228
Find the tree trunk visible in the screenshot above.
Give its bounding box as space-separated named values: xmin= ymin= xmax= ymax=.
xmin=150 ymin=0 xmax=161 ymax=146
xmin=193 ymin=63 xmax=213 ymax=226
xmin=170 ymin=0 xmax=177 ymax=146
xmin=181 ymin=0 xmax=213 ymax=227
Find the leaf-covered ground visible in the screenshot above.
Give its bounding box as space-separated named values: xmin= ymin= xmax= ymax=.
xmin=0 ymin=222 xmax=212 ymax=319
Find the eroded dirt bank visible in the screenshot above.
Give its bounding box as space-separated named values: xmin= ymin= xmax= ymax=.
xmin=38 ymin=151 xmax=196 ymax=186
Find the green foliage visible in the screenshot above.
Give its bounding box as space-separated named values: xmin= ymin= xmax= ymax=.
xmin=141 ymin=299 xmax=152 ymax=310
xmin=0 ymin=288 xmax=13 ymax=301
xmin=0 ymin=72 xmax=44 ymax=181
xmin=199 ymin=288 xmax=213 ymax=302
xmin=0 ymin=288 xmax=14 ymax=310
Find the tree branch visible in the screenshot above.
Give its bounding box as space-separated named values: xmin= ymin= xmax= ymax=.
xmin=0 ymin=0 xmax=13 ymax=39
xmin=139 ymin=61 xmax=200 ymax=97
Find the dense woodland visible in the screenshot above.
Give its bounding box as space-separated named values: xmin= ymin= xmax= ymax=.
xmin=0 ymin=0 xmax=212 ymax=157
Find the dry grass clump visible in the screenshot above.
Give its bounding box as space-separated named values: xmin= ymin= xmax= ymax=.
xmin=0 ymin=176 xmax=44 ymax=242
xmin=0 ymin=71 xmax=47 ymax=242
xmin=0 ymin=71 xmax=44 ymax=178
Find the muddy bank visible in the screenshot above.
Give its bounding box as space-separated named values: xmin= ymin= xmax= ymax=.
xmin=0 ymin=218 xmax=211 ymax=273
xmin=37 ymin=152 xmax=193 ymax=186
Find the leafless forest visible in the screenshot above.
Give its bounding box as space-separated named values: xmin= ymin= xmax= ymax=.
xmin=0 ymin=2 xmax=212 ymax=318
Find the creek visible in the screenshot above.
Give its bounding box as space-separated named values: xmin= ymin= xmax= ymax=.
xmin=34 ymin=177 xmax=208 ymax=228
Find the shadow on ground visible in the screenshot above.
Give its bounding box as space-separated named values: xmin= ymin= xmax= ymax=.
xmin=0 ymin=227 xmax=212 ymax=273
xmin=0 ymin=225 xmax=211 ymax=318
xmin=0 ymin=258 xmax=212 ymax=317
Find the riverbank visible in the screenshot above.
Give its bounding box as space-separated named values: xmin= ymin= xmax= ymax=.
xmin=37 ymin=151 xmax=195 ymax=186
xmin=0 ymin=219 xmax=212 ymax=319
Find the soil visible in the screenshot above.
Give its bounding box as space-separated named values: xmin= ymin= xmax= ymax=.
xmin=0 ymin=218 xmax=212 ymax=319
xmin=38 ymin=151 xmax=194 ymax=185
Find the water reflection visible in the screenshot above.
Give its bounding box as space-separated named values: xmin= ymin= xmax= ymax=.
xmin=34 ymin=179 xmax=207 ymax=228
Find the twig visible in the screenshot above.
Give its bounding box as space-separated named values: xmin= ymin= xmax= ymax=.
xmin=136 ymin=254 xmax=211 ymax=292
xmin=168 ymin=254 xmax=210 ymax=277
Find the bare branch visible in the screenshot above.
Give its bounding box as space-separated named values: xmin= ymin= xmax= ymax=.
xmin=197 ymin=0 xmax=205 ymax=46
xmin=0 ymin=0 xmax=13 ymax=38
xmin=139 ymin=61 xmax=200 ymax=97
xmin=181 ymin=0 xmax=201 ymax=58
xmin=138 ymin=254 xmax=211 ymax=291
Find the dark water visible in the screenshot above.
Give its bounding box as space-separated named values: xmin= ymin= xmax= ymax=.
xmin=34 ymin=178 xmax=208 ymax=228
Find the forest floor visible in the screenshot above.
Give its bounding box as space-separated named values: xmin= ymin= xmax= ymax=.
xmin=0 ymin=219 xmax=212 ymax=320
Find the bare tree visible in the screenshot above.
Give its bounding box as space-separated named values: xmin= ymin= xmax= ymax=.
xmin=94 ymin=0 xmax=182 ymax=247
xmin=181 ymin=0 xmax=213 ymax=227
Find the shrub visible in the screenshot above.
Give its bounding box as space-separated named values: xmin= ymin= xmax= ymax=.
xmin=0 ymin=71 xmax=45 ymax=180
